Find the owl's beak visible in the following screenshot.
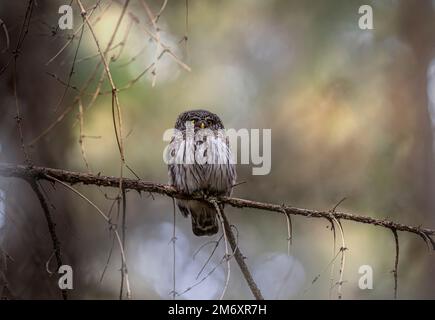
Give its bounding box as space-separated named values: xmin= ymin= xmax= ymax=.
xmin=200 ymin=122 xmax=205 ymax=129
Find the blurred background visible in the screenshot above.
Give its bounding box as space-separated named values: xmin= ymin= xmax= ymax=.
xmin=0 ymin=0 xmax=435 ymax=299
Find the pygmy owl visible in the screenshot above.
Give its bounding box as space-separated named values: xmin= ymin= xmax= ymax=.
xmin=167 ymin=109 xmax=237 ymax=236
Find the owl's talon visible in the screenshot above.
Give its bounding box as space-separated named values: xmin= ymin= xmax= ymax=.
xmin=192 ymin=190 xmax=205 ymax=199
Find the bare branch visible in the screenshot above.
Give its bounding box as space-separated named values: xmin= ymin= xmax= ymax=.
xmin=219 ymin=206 xmax=264 ymax=300
xmin=211 ymin=201 xmax=231 ymax=300
xmin=0 ymin=18 xmax=10 ymax=53
xmin=1 ymin=163 xmax=433 ymax=243
xmin=45 ymin=2 xmax=102 ymax=66
xmin=171 ymin=198 xmax=176 ymax=300
xmin=77 ymin=98 xmax=91 ymax=172
xmin=392 ymin=228 xmax=399 ymax=300
xmin=28 ymin=179 xmax=67 ymax=300
xmin=1 ymin=162 xmax=435 ymax=300
xmin=45 ymin=173 xmax=132 ymax=299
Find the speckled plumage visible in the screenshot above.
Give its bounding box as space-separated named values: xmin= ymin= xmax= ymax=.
xmin=168 ymin=110 xmax=236 ymax=236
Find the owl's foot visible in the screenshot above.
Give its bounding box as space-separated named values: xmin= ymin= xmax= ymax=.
xmin=191 ymin=190 xmax=207 ymax=199
xmin=191 ymin=190 xmax=214 ymax=200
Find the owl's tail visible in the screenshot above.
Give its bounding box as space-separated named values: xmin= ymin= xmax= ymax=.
xmin=177 ymin=200 xmax=220 ymax=236
xmin=191 ymin=202 xmax=219 ymax=236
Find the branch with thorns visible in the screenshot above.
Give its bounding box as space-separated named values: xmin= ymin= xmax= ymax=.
xmin=1 ymin=162 xmax=434 ymax=300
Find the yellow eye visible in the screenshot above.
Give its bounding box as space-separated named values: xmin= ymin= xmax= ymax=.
xmin=207 ymin=120 xmax=213 ymax=125
xmin=191 ymin=120 xmax=195 ymax=124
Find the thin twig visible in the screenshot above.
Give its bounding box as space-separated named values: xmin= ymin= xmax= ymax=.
xmin=171 ymin=197 xmax=176 ymax=300
xmin=211 ymin=201 xmax=231 ymax=300
xmin=334 ymin=218 xmax=346 ymax=299
xmin=13 ymin=59 xmax=30 ymax=164
xmin=139 ymin=0 xmax=162 ymax=87
xmin=303 ymin=249 xmax=342 ymax=295
xmin=0 ymin=18 xmax=10 ymax=53
xmin=194 ymin=234 xmax=223 ymax=280
xmin=99 ymin=232 xmax=116 ymax=283
xmin=282 ymin=207 xmax=292 ymax=255
xmin=141 ymin=23 xmax=191 ymax=72
xmin=76 ymin=0 xmax=128 ymax=161
xmin=45 ymin=173 xmax=132 ymax=299
xmin=119 ymin=188 xmax=128 ymax=300
xmin=116 ymin=44 xmax=147 ymax=67
xmin=183 ymin=0 xmax=189 ymax=53
xmin=75 ymin=43 xmax=122 ymax=63
xmin=328 ymin=218 xmax=336 ymax=299
xmin=78 ymin=98 xmax=91 ymax=172
xmin=45 ymin=2 xmax=101 ymax=66
xmin=11 ymin=0 xmax=35 ymax=164
xmin=329 ymin=198 xmax=346 ymax=299
xmin=28 ymin=102 xmax=76 ymax=147
xmin=53 ymin=17 xmax=85 ymax=113
xmin=46 ymin=72 xmax=81 ymax=93
xmin=111 ymin=18 xmax=135 ymax=62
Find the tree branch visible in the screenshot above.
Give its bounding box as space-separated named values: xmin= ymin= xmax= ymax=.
xmin=219 ymin=206 xmax=264 ymax=300
xmin=27 ymin=179 xmax=67 ymax=300
xmin=1 ymin=162 xmax=435 ymax=299
xmin=1 ymin=163 xmax=433 ymax=243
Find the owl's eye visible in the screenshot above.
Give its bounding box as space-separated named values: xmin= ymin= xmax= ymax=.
xmin=207 ymin=119 xmax=213 ymax=126
xmin=191 ymin=120 xmax=195 ymax=124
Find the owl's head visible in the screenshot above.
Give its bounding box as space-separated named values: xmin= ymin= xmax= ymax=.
xmin=174 ymin=109 xmax=225 ymax=131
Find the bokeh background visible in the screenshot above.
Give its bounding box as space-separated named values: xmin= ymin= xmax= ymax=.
xmin=0 ymin=0 xmax=435 ymax=299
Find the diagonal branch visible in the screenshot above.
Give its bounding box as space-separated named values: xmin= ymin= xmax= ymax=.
xmin=218 ymin=203 xmax=264 ymax=300
xmin=27 ymin=179 xmax=67 ymax=300
xmin=392 ymin=228 xmax=399 ymax=300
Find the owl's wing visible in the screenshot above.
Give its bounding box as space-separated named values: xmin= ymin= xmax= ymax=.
xmin=167 ymin=135 xmax=178 ymax=185
xmin=225 ymin=136 xmax=237 ymax=194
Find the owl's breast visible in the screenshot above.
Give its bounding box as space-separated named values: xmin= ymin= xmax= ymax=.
xmin=168 ymin=134 xmax=236 ymax=195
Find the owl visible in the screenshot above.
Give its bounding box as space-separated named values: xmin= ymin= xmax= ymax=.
xmin=167 ymin=109 xmax=237 ymax=236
